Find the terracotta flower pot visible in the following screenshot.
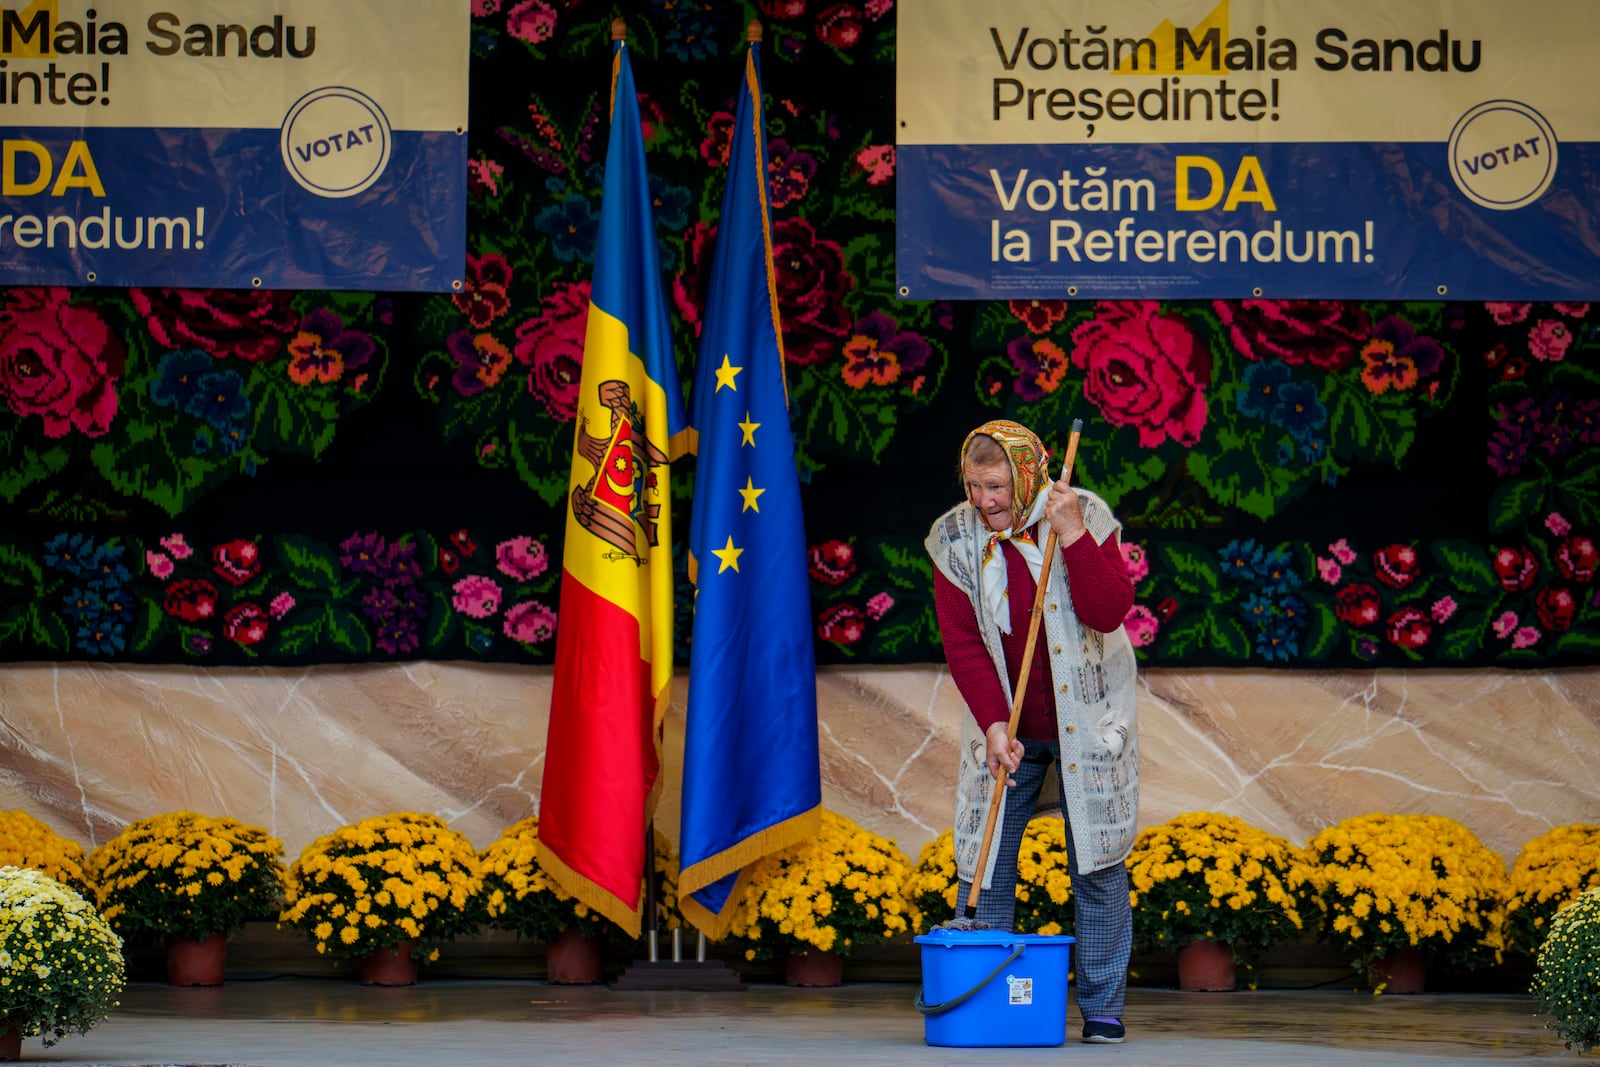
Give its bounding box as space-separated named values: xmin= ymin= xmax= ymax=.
xmin=784 ymin=949 xmax=844 ymax=987
xmin=1176 ymin=939 xmax=1237 ymax=992
xmin=0 ymin=1027 xmax=20 ymax=1062
xmin=358 ymin=940 xmax=420 ymax=986
xmin=545 ymin=928 xmax=603 ymax=984
xmin=166 ymin=931 xmax=228 ymax=986
xmin=1371 ymin=947 xmax=1426 ymax=994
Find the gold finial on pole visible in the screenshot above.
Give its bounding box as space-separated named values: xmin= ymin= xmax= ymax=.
xmin=747 ymin=19 xmax=763 ymax=43
xmin=611 ymin=17 xmax=627 ymax=42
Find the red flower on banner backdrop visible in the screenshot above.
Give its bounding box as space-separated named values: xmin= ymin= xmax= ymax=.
xmin=772 ymin=217 xmax=854 ymax=367
xmin=163 ymin=579 xmax=219 ymax=622
xmin=1492 ymin=545 xmax=1540 ymax=592
xmin=130 ymin=288 xmax=298 ymax=362
xmin=1536 ymin=587 xmax=1577 ymax=632
xmin=223 ymin=603 xmax=269 ymax=646
xmin=1556 ymin=535 xmax=1598 ymax=582
xmin=1386 ymin=607 xmax=1432 ymax=649
xmin=1372 ymin=543 xmax=1421 ymax=589
xmin=0 ymin=288 xmax=123 ymax=438
xmin=514 ymin=281 xmax=588 ymax=421
xmin=671 ymin=222 xmax=716 ymax=340
xmin=809 ymin=540 xmax=856 ymax=585
xmin=816 ymin=3 xmax=864 ymax=48
xmin=1008 ymin=299 xmax=1068 ymax=335
xmin=452 ymin=253 xmax=513 ymax=329
xmin=817 ymin=603 xmax=866 ymax=644
xmin=1333 ymin=583 xmax=1382 ymax=627
xmin=699 ymin=111 xmax=735 ymax=167
xmin=213 ymin=540 xmax=262 ymax=586
xmin=1214 ymin=299 xmax=1370 ymax=370
xmin=1070 ymin=301 xmax=1210 ymax=448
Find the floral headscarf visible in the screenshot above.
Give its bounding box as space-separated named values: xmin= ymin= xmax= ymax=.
xmin=961 ymin=419 xmax=1055 ymax=634
xmin=961 ymin=419 xmax=1050 ymax=535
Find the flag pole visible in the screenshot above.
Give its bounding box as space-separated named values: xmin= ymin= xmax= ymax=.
xmin=608 ymin=19 xmax=624 ymax=119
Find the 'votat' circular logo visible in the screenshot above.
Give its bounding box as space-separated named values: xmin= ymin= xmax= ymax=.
xmin=1447 ymin=100 xmax=1558 ymax=211
xmin=280 ymin=87 xmax=393 ymax=199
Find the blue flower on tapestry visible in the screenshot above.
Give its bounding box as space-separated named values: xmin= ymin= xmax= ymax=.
xmin=1236 ymin=361 xmax=1327 ymax=442
xmin=220 ymin=422 xmax=251 ymax=457
xmin=1219 ymin=539 xmax=1268 ymax=584
xmin=41 ymin=532 xmax=96 ymax=577
xmin=100 ymin=589 xmax=134 ymax=627
xmin=83 ymin=549 xmax=131 ymax=591
xmin=42 ymin=534 xmax=132 ymax=655
xmin=656 ymin=0 xmax=724 ymax=61
xmin=149 ymin=350 xmax=215 ymax=412
xmin=1276 ymin=380 xmax=1327 ymax=443
xmin=649 ymin=174 xmax=691 ymax=233
xmin=536 ymin=194 xmax=599 ymax=263
xmin=75 ymin=620 xmax=126 ymax=656
xmin=1243 ymin=593 xmax=1307 ymax=662
xmin=189 ymin=371 xmax=251 ymax=426
xmin=44 ymin=534 xmax=129 ymax=588
xmin=1237 ymin=361 xmax=1287 ymax=421
xmin=1219 ymin=538 xmax=1300 ymax=595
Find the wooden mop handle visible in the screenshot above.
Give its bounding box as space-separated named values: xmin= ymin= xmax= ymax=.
xmin=963 ymin=419 xmax=1083 ymax=919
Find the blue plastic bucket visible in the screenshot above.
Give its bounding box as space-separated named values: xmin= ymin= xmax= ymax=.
xmin=914 ymin=928 xmax=1074 ymax=1047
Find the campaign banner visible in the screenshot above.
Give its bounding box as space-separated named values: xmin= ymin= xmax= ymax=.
xmin=0 ymin=0 xmax=468 ymax=291
xmin=896 ymin=0 xmax=1600 ymax=300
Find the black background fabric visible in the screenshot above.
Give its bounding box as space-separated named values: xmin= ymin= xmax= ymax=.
xmin=0 ymin=2 xmax=1595 ymax=669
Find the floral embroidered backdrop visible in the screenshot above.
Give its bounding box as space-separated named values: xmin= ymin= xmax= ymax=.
xmin=1 ymin=1 xmax=1596 ymax=669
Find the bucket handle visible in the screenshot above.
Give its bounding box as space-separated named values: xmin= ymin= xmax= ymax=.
xmin=914 ymin=942 xmax=1026 ymax=1016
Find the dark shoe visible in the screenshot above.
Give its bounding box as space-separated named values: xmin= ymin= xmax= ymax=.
xmin=1082 ymin=1018 xmax=1125 ymax=1044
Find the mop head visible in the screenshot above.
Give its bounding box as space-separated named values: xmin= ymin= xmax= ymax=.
xmin=933 ymin=916 xmax=992 ymax=932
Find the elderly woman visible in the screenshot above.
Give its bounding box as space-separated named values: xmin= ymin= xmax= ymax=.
xmin=924 ymin=418 xmax=1139 ymax=1045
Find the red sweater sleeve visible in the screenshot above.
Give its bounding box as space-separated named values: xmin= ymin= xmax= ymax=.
xmin=1060 ymin=530 xmax=1134 ymax=633
xmin=933 ymin=566 xmax=1011 ymax=732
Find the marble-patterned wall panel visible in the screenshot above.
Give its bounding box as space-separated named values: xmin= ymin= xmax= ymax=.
xmin=1 ymin=663 xmax=1595 ymax=868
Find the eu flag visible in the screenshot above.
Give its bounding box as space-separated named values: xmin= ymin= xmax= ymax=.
xmin=677 ymin=32 xmax=821 ymax=938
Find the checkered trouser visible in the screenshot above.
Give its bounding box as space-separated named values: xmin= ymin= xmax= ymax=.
xmin=955 ymin=738 xmax=1132 ymax=1021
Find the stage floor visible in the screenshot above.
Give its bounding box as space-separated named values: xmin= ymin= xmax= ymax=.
xmin=15 ymin=979 xmax=1572 ymax=1066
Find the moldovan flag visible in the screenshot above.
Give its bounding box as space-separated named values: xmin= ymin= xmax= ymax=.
xmin=538 ymin=32 xmax=689 ymax=938
xmin=677 ymin=29 xmax=822 ymax=938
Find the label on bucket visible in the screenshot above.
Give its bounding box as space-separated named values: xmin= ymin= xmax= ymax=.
xmin=1006 ymin=974 xmax=1033 ymax=1005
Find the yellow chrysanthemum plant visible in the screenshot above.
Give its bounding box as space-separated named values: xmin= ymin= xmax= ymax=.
xmin=905 ymin=818 xmax=1076 ymax=936
xmin=88 ymin=811 xmax=287 ymax=944
xmin=1532 ymin=886 xmax=1600 ymax=1054
xmin=1505 ymin=823 xmax=1600 ymax=957
xmin=0 ymin=809 xmax=93 ymax=898
xmin=1305 ymin=812 xmax=1509 ymax=983
xmin=279 ymin=812 xmax=483 ymax=964
xmin=905 ymin=829 xmax=959 ymax=932
xmin=475 ymin=816 xmax=682 ymax=943
xmin=1127 ymin=812 xmax=1314 ymax=960
xmin=727 ymin=810 xmax=919 ymax=960
xmin=0 ymin=866 xmax=125 ymax=1048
